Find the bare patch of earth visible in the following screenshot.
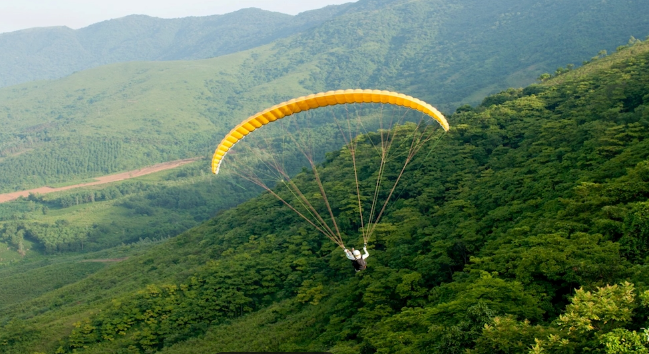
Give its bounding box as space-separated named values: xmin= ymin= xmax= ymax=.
xmin=0 ymin=158 xmax=200 ymax=204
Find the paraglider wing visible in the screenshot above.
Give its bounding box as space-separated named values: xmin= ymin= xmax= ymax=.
xmin=211 ymin=89 xmax=449 ymax=174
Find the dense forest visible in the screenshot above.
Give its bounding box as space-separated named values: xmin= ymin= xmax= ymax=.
xmin=0 ymin=163 xmax=260 ymax=255
xmin=1 ymin=36 xmax=648 ymax=353
xmin=1 ymin=0 xmax=648 ymax=194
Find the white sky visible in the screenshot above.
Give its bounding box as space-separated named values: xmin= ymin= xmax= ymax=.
xmin=0 ymin=0 xmax=355 ymax=34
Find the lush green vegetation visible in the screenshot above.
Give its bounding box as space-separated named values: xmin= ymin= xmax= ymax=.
xmin=1 ymin=38 xmax=649 ymax=353
xmin=0 ymin=5 xmax=354 ymax=88
xmin=0 ymin=239 xmax=169 ymax=315
xmin=2 ymin=0 xmax=648 ymax=194
xmin=0 ymin=109 xmax=367 ymax=256
xmin=0 ymin=261 xmax=105 ymax=309
xmin=0 ymin=108 xmax=373 ymax=261
xmin=0 ymin=161 xmax=261 ymax=256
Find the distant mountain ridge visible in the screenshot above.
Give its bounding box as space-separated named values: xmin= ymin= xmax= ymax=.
xmin=2 ymin=37 xmax=649 ymax=354
xmin=1 ymin=0 xmax=648 ymax=95
xmin=1 ymin=0 xmax=649 ymax=193
xmin=0 ymin=4 xmax=354 ymax=88
xmin=278 ymin=0 xmax=649 ymax=107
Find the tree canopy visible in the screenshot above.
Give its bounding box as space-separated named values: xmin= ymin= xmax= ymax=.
xmin=2 ymin=38 xmax=649 ymax=354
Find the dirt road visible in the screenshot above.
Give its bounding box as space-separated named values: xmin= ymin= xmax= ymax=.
xmin=0 ymin=158 xmax=200 ymax=204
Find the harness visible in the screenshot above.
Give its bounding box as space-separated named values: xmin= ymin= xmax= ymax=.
xmin=351 ymin=257 xmax=367 ymax=271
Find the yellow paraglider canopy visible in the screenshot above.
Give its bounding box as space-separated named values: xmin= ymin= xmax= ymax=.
xmin=211 ymin=89 xmax=448 ymax=174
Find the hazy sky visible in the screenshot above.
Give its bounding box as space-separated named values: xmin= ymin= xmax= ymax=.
xmin=0 ymin=0 xmax=355 ymax=34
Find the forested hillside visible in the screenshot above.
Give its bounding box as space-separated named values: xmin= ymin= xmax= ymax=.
xmin=0 ymin=161 xmax=259 ymax=257
xmin=0 ymin=5 xmax=354 ymax=88
xmin=1 ymin=0 xmax=648 ymax=194
xmin=2 ymin=37 xmax=648 ymax=354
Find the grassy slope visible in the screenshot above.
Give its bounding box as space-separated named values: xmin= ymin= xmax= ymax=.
xmin=0 ymin=261 xmax=105 ymax=309
xmin=0 ymin=238 xmax=167 ymax=314
xmin=2 ymin=0 xmax=649 ymax=192
xmin=1 ymin=39 xmax=648 ymax=353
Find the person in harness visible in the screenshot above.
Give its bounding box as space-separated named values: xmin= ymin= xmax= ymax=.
xmin=344 ymin=245 xmax=369 ymax=272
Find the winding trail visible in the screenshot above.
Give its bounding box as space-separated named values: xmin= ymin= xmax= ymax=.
xmin=0 ymin=158 xmax=200 ymax=204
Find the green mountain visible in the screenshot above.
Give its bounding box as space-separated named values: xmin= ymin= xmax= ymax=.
xmin=2 ymin=0 xmax=648 ymax=194
xmin=0 ymin=5 xmax=354 ymax=88
xmin=1 ymin=36 xmax=649 ymax=354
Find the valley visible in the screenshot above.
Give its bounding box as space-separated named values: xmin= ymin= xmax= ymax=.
xmin=0 ymin=158 xmax=199 ymax=203
xmin=1 ymin=0 xmax=649 ymax=353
